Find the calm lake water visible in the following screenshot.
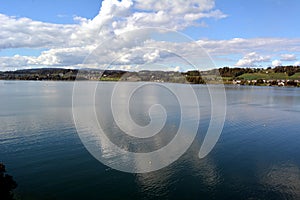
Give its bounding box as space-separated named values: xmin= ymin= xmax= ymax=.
xmin=1 ymin=80 xmax=300 ymax=200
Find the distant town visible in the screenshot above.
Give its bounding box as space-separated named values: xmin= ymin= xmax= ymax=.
xmin=0 ymin=66 xmax=299 ymax=87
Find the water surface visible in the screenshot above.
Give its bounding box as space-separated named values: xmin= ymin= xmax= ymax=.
xmin=1 ymin=81 xmax=300 ymax=199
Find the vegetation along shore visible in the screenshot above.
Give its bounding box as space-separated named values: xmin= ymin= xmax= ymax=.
xmin=1 ymin=66 xmax=299 ymax=87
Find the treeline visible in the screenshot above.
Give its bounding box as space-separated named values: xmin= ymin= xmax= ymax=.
xmin=0 ymin=68 xmax=79 ymax=81
xmin=218 ymin=67 xmax=260 ymax=77
xmin=273 ymin=66 xmax=300 ymax=76
xmin=0 ymin=66 xmax=299 ymax=83
xmin=217 ymin=66 xmax=300 ymax=77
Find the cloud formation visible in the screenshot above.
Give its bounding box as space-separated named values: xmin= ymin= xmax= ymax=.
xmin=236 ymin=52 xmax=270 ymax=67
xmin=0 ymin=0 xmax=300 ymax=70
xmin=280 ymin=54 xmax=297 ymax=61
xmin=0 ymin=14 xmax=75 ymax=49
xmin=272 ymin=60 xmax=282 ymax=67
xmin=294 ymin=61 xmax=300 ymax=66
xmin=0 ymin=0 xmax=228 ymax=70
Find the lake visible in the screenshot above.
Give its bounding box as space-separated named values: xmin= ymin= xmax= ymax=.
xmin=1 ymin=81 xmax=300 ymax=200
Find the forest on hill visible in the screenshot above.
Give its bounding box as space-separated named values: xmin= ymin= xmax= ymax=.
xmin=0 ymin=66 xmax=299 ymax=86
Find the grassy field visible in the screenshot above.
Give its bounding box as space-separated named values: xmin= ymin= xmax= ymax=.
xmin=238 ymin=72 xmax=289 ymax=80
xmin=99 ymin=77 xmax=120 ymax=81
xmin=290 ymin=72 xmax=300 ymax=80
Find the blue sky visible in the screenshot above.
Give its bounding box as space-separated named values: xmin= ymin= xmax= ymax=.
xmin=1 ymin=0 xmax=299 ymax=39
xmin=200 ymin=0 xmax=300 ymax=39
xmin=0 ymin=0 xmax=299 ymax=70
xmin=0 ymin=0 xmax=101 ymax=24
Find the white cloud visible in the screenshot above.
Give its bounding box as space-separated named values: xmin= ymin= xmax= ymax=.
xmin=184 ymin=9 xmax=227 ymax=21
xmin=1 ymin=0 xmax=300 ymax=70
xmin=0 ymin=0 xmax=229 ymax=70
xmin=134 ymin=0 xmax=226 ymax=29
xmin=294 ymin=61 xmax=300 ymax=66
xmin=172 ymin=66 xmax=182 ymax=72
xmin=272 ymin=59 xmax=282 ymax=67
xmin=0 ymin=55 xmax=32 ymax=68
xmin=0 ymin=0 xmax=225 ymax=52
xmin=134 ymin=0 xmax=215 ymax=13
xmin=197 ymin=38 xmax=300 ymax=56
xmin=280 ymin=54 xmax=297 ymax=61
xmin=120 ymin=65 xmax=133 ymax=70
xmin=0 ymin=14 xmax=75 ymax=49
xmin=235 ymin=52 xmax=270 ymax=67
xmin=2 ymin=36 xmax=300 ymax=70
xmin=112 ymin=0 xmax=227 ymax=34
xmin=35 ymin=46 xmax=93 ymax=66
xmin=143 ymin=50 xmax=160 ymax=62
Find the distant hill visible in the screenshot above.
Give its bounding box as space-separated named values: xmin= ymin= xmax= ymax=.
xmin=1 ymin=66 xmax=299 ymax=86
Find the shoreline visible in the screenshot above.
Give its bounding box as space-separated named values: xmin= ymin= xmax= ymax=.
xmin=1 ymin=79 xmax=299 ymax=88
xmin=1 ymin=66 xmax=299 ymax=87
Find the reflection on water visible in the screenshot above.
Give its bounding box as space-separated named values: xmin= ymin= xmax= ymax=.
xmin=135 ymin=168 xmax=174 ymax=198
xmin=1 ymin=81 xmax=300 ymax=199
xmin=260 ymin=163 xmax=300 ymax=199
xmin=95 ymin=83 xmax=182 ymax=153
xmin=73 ymin=82 xmax=202 ymax=173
